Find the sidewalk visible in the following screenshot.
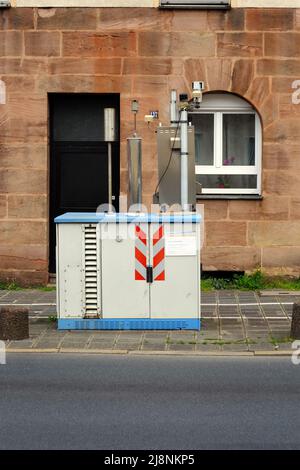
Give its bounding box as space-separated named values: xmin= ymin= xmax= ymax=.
xmin=0 ymin=288 xmax=297 ymax=356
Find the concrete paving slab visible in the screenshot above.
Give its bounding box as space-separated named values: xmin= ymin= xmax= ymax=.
xmin=219 ymin=306 xmax=240 ymax=317
xmin=249 ymin=342 xmax=274 ymax=351
xmin=222 ymin=343 xmax=249 ymax=352
xmin=141 ymin=344 xmax=168 ymax=351
xmin=87 ymin=342 xmax=114 ymax=349
xmin=114 ymin=343 xmax=142 ymax=351
xmin=60 ymin=342 xmax=89 ymax=350
xmin=195 ymin=343 xmax=222 ymax=352
xmin=168 ymin=343 xmax=196 ymax=351
xmin=7 ymin=340 xmax=35 ymax=349
xmin=34 ymin=339 xmax=62 ymax=349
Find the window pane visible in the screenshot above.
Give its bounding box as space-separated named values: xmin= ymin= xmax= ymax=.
xmin=196 ymin=174 xmax=257 ymax=190
xmin=190 ymin=114 xmax=214 ymax=165
xmin=223 ymin=114 xmax=255 ymax=166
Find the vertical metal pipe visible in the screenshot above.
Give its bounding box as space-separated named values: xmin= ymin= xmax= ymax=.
xmin=170 ymin=89 xmax=178 ymax=127
xmin=180 ymin=109 xmax=188 ymax=210
xmin=108 ymin=142 xmax=112 ymax=210
xmin=104 ymin=108 xmax=116 ymax=211
xmin=127 ymin=135 xmax=142 ymax=210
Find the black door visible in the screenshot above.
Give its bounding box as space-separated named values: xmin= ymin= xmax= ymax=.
xmin=49 ymin=93 xmax=120 ymax=273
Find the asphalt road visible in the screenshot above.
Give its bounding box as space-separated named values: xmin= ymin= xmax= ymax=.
xmin=0 ymin=354 xmax=300 ymax=450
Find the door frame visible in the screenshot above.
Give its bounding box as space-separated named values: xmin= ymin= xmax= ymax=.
xmin=48 ymin=92 xmax=120 ymax=274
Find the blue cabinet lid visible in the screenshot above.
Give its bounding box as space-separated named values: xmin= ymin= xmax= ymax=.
xmin=54 ymin=212 xmax=201 ymax=224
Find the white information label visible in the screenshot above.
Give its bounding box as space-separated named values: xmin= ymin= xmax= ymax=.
xmin=165 ymin=235 xmax=197 ymax=257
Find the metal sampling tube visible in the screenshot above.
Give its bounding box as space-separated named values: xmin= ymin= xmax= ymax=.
xmin=180 ymin=108 xmax=188 ymax=210
xmin=170 ymin=89 xmax=178 ymax=127
xmin=127 ymin=135 xmax=142 ymax=210
xmin=104 ymin=108 xmax=116 ymax=210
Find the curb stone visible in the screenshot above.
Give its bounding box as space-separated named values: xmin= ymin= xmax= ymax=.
xmin=5 ymin=348 xmax=293 ymax=357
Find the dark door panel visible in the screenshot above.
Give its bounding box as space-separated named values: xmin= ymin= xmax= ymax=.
xmin=49 ymin=93 xmax=120 ymax=273
xmin=56 ymin=143 xmax=109 ymax=210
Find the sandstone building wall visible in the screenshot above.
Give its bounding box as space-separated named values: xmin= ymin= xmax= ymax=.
xmin=0 ymin=7 xmax=300 ymax=283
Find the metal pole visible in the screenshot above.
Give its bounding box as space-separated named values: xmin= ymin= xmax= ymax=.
xmin=104 ymin=108 xmax=116 ymax=212
xmin=170 ymin=89 xmax=178 ymax=127
xmin=127 ymin=135 xmax=142 ymax=210
xmin=108 ymin=142 xmax=112 ymax=210
xmin=180 ymin=108 xmax=188 ymax=210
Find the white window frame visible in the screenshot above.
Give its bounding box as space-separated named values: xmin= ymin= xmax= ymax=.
xmin=191 ymin=97 xmax=262 ymax=195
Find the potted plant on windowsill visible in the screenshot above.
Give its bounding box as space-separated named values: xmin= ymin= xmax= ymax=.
xmin=217 ymin=157 xmax=235 ymax=189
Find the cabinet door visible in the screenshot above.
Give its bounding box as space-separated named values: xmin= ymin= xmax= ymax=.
xmin=57 ymin=224 xmax=85 ymax=318
xmin=150 ymin=223 xmax=200 ymax=319
xmin=101 ymin=223 xmax=149 ymax=318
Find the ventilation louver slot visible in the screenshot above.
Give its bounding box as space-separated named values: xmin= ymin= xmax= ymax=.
xmin=83 ymin=224 xmax=100 ymax=318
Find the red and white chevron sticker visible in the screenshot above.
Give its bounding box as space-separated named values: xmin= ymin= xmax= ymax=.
xmin=135 ymin=225 xmax=147 ymax=281
xmin=152 ymin=225 xmax=165 ymax=281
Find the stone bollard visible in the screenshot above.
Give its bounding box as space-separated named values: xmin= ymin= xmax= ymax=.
xmin=0 ymin=307 xmax=29 ymax=341
xmin=291 ymin=303 xmax=300 ymax=340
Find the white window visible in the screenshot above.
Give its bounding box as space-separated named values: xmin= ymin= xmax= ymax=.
xmin=189 ymin=93 xmax=262 ymax=195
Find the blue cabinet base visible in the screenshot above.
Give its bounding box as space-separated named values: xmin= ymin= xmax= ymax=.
xmin=58 ymin=318 xmax=201 ymax=330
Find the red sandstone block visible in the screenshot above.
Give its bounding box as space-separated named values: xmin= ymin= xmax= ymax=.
xmin=0 ymin=270 xmax=48 ymax=287
xmin=205 ymin=221 xmax=247 ymax=247
xmin=265 ymin=33 xmax=300 ymax=57
xmin=208 ymin=8 xmax=245 ymax=31
xmin=0 ymin=31 xmax=22 ymax=57
xmin=231 ymin=59 xmax=254 ymax=95
xmin=0 ymin=195 xmax=7 ymax=218
xmin=2 ymin=76 xmax=36 ymax=93
xmin=36 ymin=75 xmax=132 ymax=94
xmin=98 ymin=8 xmax=172 ymax=32
xmin=0 ymin=220 xmax=47 ymax=244
xmin=25 ymin=32 xmax=61 ymax=57
xmin=290 ymin=198 xmax=300 ymax=220
xmin=184 ymin=59 xmax=207 ymax=88
xmin=0 ymin=116 xmax=47 ymax=144
xmin=48 ymin=58 xmax=122 ymax=75
xmin=0 ymin=145 xmax=47 ymax=169
xmin=133 ymin=76 xmax=168 ymax=96
xmin=205 ymin=59 xmax=232 ymax=91
xmin=263 ymin=170 xmax=300 ymax=196
xmin=62 ymin=32 xmax=137 ymax=57
xmin=246 ymin=9 xmax=294 ymax=31
xmin=138 ymin=32 xmax=215 ymax=57
xmin=37 ymin=7 xmax=97 ymax=30
xmin=248 ymin=221 xmax=300 ymax=246
xmin=217 ymin=33 xmax=263 ymax=57
xmin=259 ymin=94 xmax=278 ymax=128
xmin=202 ymin=247 xmax=260 ymax=271
xmin=263 ymin=143 xmax=300 ymax=171
xmin=0 ymin=244 xmax=47 ymax=271
xmin=279 ymin=94 xmax=300 ymax=119
xmin=272 ymin=77 xmax=297 ymax=94
xmin=171 ymin=10 xmax=208 ymax=32
xmin=0 ymin=169 xmax=47 ymax=194
xmin=228 ymin=198 xmax=289 ymax=221
xmin=262 ymin=247 xmax=300 ymax=270
xmin=8 ymin=195 xmax=47 ymax=219
xmin=7 ymin=94 xmax=47 ymax=122
xmin=202 ymin=200 xmax=228 ymax=220
xmin=0 ymin=8 xmax=34 ymax=30
xmin=123 ymin=58 xmax=181 ymax=75
xmin=257 ymin=59 xmax=300 ymax=76
xmin=245 ymin=77 xmax=270 ymax=108
xmin=0 ymin=58 xmax=48 ymax=75
xmin=264 ymin=119 xmax=300 ymax=143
